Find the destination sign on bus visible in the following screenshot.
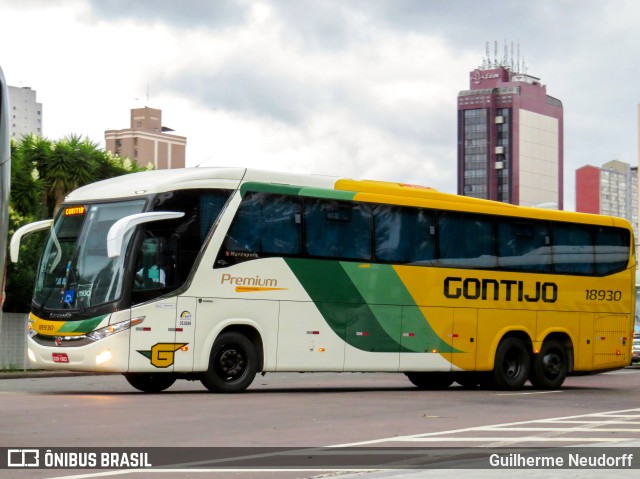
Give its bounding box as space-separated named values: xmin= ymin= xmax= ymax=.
xmin=64 ymin=206 xmax=85 ymax=216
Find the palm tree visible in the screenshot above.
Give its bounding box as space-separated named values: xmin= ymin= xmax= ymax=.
xmin=9 ymin=137 xmax=44 ymax=217
xmin=40 ymin=134 xmax=98 ymax=215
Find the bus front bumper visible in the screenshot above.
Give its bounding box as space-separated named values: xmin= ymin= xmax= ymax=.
xmin=27 ymin=332 xmax=130 ymax=372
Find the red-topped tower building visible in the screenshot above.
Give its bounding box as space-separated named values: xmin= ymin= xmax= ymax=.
xmin=457 ymin=44 xmax=564 ymax=208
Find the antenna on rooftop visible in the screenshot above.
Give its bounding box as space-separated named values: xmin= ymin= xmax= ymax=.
xmin=503 ymin=40 xmax=508 ymax=68
xmin=484 ymin=41 xmax=490 ymax=69
xmin=510 ymin=41 xmax=514 ymax=71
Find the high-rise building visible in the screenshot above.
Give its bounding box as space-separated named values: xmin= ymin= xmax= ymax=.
xmin=8 ymin=85 xmax=42 ymax=139
xmin=457 ymin=44 xmax=564 ymax=208
xmin=576 ymin=160 xmax=638 ymax=248
xmin=105 ymin=107 xmax=186 ymax=169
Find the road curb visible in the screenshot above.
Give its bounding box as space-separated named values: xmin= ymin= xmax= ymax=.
xmin=0 ymin=371 xmax=114 ymax=379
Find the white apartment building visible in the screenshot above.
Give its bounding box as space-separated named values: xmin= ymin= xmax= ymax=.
xmin=8 ymin=85 xmax=42 ymax=139
xmin=576 ymin=159 xmax=638 ymax=252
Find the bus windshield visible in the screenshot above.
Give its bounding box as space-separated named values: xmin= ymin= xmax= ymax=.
xmin=34 ymin=200 xmax=145 ymax=311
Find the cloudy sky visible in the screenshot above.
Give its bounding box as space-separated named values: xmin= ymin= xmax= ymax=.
xmin=2 ymin=0 xmax=639 ymax=211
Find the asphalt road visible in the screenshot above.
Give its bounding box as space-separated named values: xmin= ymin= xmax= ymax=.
xmin=2 ymin=367 xmax=640 ymax=478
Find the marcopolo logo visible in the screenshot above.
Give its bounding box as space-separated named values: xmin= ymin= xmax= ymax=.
xmin=444 ymin=276 xmax=558 ymax=303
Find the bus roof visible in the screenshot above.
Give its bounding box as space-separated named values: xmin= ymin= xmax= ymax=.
xmin=65 ymin=167 xmax=339 ymax=202
xmin=65 ymin=167 xmax=631 ymax=230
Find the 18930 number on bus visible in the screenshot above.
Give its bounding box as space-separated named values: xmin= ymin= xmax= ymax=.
xmin=585 ymin=290 xmax=622 ymax=301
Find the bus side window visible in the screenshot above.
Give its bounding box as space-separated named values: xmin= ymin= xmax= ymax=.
xmin=130 ymin=188 xmax=231 ymax=303
xmin=220 ymin=193 xmax=302 ymax=266
xmin=374 ymin=205 xmax=436 ymax=264
xmin=594 ymin=226 xmax=630 ymax=276
xmin=551 ymin=223 xmax=593 ymax=274
xmin=438 ymin=212 xmax=496 ymax=268
xmin=497 ymin=220 xmax=551 ymax=272
xmin=133 ymin=237 xmax=174 ymax=290
xmin=305 ymin=199 xmax=372 ymax=261
xmin=261 ymin=196 xmax=302 ymax=255
xmin=224 ymin=193 xmax=262 ymax=253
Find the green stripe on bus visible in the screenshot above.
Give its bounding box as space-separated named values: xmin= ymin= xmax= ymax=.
xmin=240 ymin=182 xmax=302 ymax=197
xmin=284 ymin=258 xmax=407 ymax=352
xmin=240 ymin=182 xmax=357 ymax=201
xmin=339 ymin=262 xmax=458 ymax=354
xmin=298 ymin=188 xmax=356 ymax=201
xmin=285 ymin=259 xmax=459 ymax=354
xmin=57 ymin=315 xmax=108 ymax=333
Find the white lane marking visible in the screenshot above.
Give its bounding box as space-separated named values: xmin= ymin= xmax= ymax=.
xmin=44 ymin=469 xmax=382 ymax=478
xmin=590 ymin=414 xmax=640 ymax=418
xmin=335 ymin=407 xmax=640 ymax=446
xmin=37 ymin=407 xmax=640 ymax=478
xmin=540 ymin=420 xmax=640 ymax=424
xmin=478 ymin=427 xmax=640 ymax=432
xmin=495 ymin=390 xmax=563 ymax=396
xmin=45 ymin=472 xmax=136 ymax=479
xmin=396 ymin=437 xmax=629 ymax=442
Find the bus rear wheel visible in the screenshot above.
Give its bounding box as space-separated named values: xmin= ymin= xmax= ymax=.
xmin=201 ymin=332 xmax=257 ymax=393
xmin=406 ymin=372 xmax=453 ymax=390
xmin=123 ymin=373 xmax=176 ymax=393
xmin=493 ymin=337 xmax=530 ymax=390
xmin=529 ymin=339 xmax=568 ymax=389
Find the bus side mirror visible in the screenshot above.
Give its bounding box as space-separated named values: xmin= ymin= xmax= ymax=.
xmin=10 ymin=219 xmax=53 ymax=263
xmin=107 ymin=212 xmax=184 ymax=258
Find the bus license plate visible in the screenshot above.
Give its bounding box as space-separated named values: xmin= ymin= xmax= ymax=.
xmin=52 ymin=353 xmax=69 ymax=363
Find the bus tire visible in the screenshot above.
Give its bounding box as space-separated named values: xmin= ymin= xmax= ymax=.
xmin=529 ymin=339 xmax=568 ymax=390
xmin=492 ymin=337 xmax=530 ymax=390
xmin=405 ymin=372 xmax=453 ymax=389
xmin=123 ymin=373 xmax=176 ymax=393
xmin=201 ymin=331 xmax=257 ymax=393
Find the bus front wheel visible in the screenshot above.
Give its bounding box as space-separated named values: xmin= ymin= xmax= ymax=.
xmin=123 ymin=373 xmax=176 ymax=393
xmin=529 ymin=339 xmax=568 ymax=389
xmin=201 ymin=332 xmax=257 ymax=393
xmin=493 ymin=337 xmax=530 ymax=390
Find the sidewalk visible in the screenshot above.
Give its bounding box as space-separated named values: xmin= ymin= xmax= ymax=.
xmin=0 ymin=370 xmax=111 ymax=379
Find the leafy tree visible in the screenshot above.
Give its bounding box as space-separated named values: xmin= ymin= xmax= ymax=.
xmin=4 ymin=134 xmax=151 ymax=312
xmin=40 ymin=135 xmax=98 ymax=216
xmin=9 ymin=137 xmax=44 ymax=217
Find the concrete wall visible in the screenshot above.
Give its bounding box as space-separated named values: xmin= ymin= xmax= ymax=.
xmin=0 ymin=312 xmax=30 ymax=370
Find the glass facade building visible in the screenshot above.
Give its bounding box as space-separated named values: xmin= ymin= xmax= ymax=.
xmin=457 ymin=65 xmax=563 ymax=209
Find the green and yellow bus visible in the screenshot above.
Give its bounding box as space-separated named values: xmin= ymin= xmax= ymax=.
xmin=10 ymin=168 xmax=635 ymax=392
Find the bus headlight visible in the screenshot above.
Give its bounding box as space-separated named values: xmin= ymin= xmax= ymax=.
xmin=27 ymin=322 xmax=37 ymax=338
xmin=86 ymin=317 xmax=145 ymax=341
xmin=96 ymin=350 xmax=112 ymax=365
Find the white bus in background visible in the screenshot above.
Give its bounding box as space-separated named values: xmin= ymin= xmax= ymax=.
xmin=0 ymin=66 xmax=11 ymax=311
